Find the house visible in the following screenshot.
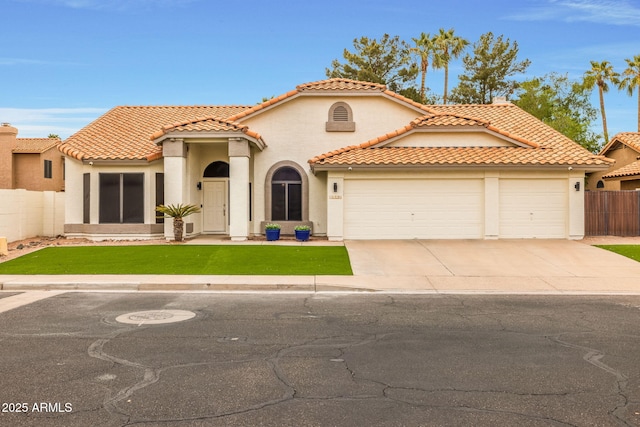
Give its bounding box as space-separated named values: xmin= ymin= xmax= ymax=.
xmin=57 ymin=78 xmax=612 ymax=241
xmin=586 ymin=132 xmax=640 ymax=191
xmin=0 ymin=123 xmax=64 ymax=191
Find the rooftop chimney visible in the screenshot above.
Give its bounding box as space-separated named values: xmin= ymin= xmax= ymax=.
xmin=0 ymin=123 xmax=18 ymax=189
xmin=492 ymin=96 xmax=509 ymax=104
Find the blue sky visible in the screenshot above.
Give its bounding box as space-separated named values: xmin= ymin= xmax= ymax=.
xmin=1 ymin=0 xmax=639 ymax=142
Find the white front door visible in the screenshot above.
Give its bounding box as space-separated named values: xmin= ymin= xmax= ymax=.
xmin=203 ymin=181 xmax=227 ymax=233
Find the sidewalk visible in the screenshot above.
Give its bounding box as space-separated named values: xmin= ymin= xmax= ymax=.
xmin=1 ymin=238 xmax=640 ymax=294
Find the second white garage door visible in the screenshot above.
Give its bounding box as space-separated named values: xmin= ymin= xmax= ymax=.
xmin=499 ymin=179 xmax=567 ymax=238
xmin=343 ymin=179 xmax=484 ymax=239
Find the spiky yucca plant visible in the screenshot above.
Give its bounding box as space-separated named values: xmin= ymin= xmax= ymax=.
xmin=156 ymin=203 xmax=201 ymax=242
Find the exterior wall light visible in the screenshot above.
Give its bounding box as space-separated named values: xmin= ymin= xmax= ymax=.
xmin=333 ymin=182 xmax=338 ymax=193
xmin=197 ymin=181 xmax=202 ymax=190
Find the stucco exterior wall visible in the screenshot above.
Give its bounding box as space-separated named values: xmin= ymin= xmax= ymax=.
xmin=386 ymin=131 xmax=514 ymax=148
xmin=0 ymin=189 xmax=65 ymax=243
xmin=241 ymin=95 xmax=423 ymax=235
xmin=587 ymin=144 xmax=639 ymax=191
xmin=13 ymin=148 xmax=65 ymax=191
xmin=64 ymin=157 xmax=164 ymax=239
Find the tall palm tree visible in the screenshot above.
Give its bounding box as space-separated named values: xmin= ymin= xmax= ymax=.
xmin=619 ymin=54 xmax=640 ymax=132
xmin=412 ymin=32 xmax=439 ymax=104
xmin=583 ymin=60 xmax=620 ymax=143
xmin=434 ymin=28 xmax=469 ymax=104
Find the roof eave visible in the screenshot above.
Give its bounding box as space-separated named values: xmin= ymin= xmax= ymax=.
xmin=311 ymin=162 xmax=611 ymax=173
xmin=153 ymin=131 xmax=266 ymax=151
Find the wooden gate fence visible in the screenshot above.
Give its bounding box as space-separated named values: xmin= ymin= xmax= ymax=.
xmin=585 ymin=191 xmax=640 ymax=236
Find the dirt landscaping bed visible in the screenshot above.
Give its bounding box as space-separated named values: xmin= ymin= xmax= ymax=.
xmin=0 ymin=236 xmax=170 ymax=263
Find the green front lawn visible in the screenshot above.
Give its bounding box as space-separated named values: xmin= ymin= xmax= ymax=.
xmin=596 ymin=245 xmax=640 ymax=263
xmin=0 ymin=245 xmax=353 ymax=275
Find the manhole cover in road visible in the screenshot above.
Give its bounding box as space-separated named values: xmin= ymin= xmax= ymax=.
xmin=115 ymin=310 xmax=196 ymax=325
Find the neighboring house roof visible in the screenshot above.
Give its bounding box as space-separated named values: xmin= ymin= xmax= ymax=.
xmin=599 ymin=133 xmax=640 ymax=179
xmin=309 ymin=104 xmax=612 ymax=170
xmin=13 ymin=138 xmax=60 ymax=154
xmin=59 ymin=105 xmax=251 ymax=161
xmin=599 ymin=132 xmax=640 ymax=156
xmin=603 ymin=160 xmax=640 ymax=179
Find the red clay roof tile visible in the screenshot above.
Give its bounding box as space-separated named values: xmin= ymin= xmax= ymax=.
xmin=14 ymin=137 xmax=60 ymax=153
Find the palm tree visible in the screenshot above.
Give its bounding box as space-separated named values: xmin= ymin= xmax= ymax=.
xmin=619 ymin=54 xmax=640 ymax=132
xmin=434 ymin=28 xmax=469 ymax=104
xmin=412 ymin=32 xmax=439 ymax=104
xmin=583 ymin=60 xmax=620 ymax=143
xmin=156 ymin=203 xmax=201 ymax=242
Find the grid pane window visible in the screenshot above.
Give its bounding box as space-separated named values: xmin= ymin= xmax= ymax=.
xmin=271 ymin=167 xmax=302 ymax=221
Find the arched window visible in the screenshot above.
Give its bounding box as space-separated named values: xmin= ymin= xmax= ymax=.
xmin=271 ymin=166 xmax=302 ymax=221
xmin=203 ymin=161 xmax=229 ymax=178
xmin=596 ymin=180 xmax=605 ymax=189
xmin=326 ymin=102 xmax=355 ymax=132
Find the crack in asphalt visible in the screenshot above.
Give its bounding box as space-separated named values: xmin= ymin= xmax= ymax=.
xmin=547 ymin=334 xmax=635 ymax=426
xmin=79 ymin=297 xmax=638 ymax=427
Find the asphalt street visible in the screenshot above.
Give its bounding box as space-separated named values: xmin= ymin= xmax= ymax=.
xmin=1 ymin=292 xmax=639 ymax=426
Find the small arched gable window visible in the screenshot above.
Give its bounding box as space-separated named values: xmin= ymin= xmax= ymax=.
xmin=596 ymin=180 xmax=605 ymax=189
xmin=326 ymin=102 xmax=355 ymax=132
xmin=203 ymin=161 xmax=229 ymax=178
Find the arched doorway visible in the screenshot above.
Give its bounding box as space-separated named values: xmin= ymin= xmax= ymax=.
xmin=202 ymin=161 xmax=229 ymax=233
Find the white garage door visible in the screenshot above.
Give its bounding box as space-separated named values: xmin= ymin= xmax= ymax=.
xmin=343 ymin=179 xmax=484 ymax=239
xmin=499 ymin=179 xmax=567 ymax=238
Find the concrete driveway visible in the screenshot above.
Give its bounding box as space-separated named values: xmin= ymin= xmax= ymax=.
xmin=336 ymin=239 xmax=640 ymax=293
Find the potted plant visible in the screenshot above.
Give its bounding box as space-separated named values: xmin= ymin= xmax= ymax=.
xmin=156 ymin=203 xmax=201 ymax=242
xmin=294 ymin=225 xmax=311 ymax=242
xmin=265 ymin=223 xmax=281 ymax=241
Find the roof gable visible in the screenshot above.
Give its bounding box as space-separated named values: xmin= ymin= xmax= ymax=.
xmin=599 ymin=132 xmax=640 ymax=156
xmin=150 ymin=116 xmax=265 ymax=149
xmin=309 ymin=104 xmax=612 ymax=170
xmin=14 ymin=138 xmax=60 ymax=154
xmin=227 ymin=78 xmax=432 ymax=122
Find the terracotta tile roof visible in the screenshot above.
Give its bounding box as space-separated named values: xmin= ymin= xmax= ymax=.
xmin=59 ymin=105 xmax=250 ymax=161
xmin=603 ymin=159 xmax=640 ymax=179
xmin=310 ymin=146 xmax=609 ymax=167
xmin=149 ymin=116 xmax=264 ymax=144
xmin=227 ymin=78 xmax=432 ymax=122
xmin=13 ymin=138 xmax=60 ymax=153
xmin=310 ymin=104 xmax=612 ymax=169
xmin=599 ymin=132 xmax=640 ymax=155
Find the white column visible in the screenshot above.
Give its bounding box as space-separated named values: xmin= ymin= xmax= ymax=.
xmin=327 ymin=172 xmax=344 ymax=241
xmin=568 ymin=172 xmax=585 ymax=240
xmin=229 ymin=138 xmax=250 ymax=241
xmin=484 ymin=173 xmax=499 ymax=239
xmin=163 ymin=139 xmax=186 ymax=240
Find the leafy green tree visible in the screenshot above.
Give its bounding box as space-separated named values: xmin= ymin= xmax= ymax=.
xmin=433 ymin=28 xmax=469 ymax=104
xmin=326 ymin=34 xmax=418 ymax=97
xmin=583 ymin=60 xmax=620 ymax=143
xmin=48 ymin=134 xmax=60 ymax=139
xmin=411 ymin=32 xmax=440 ymax=103
xmin=618 ymin=54 xmax=640 ymax=132
xmin=450 ymin=32 xmax=531 ymax=104
xmin=514 ymin=73 xmax=601 ymax=152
